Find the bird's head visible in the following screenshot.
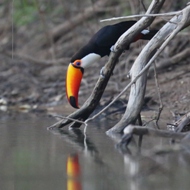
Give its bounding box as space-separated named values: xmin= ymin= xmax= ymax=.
xmin=66 ymin=59 xmax=84 ymax=109
xmin=66 ymin=52 xmax=101 ymax=109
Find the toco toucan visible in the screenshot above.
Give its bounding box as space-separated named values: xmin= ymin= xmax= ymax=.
xmin=66 ymin=21 xmax=157 ymax=108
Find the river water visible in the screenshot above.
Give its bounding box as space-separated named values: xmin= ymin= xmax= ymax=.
xmin=0 ymin=112 xmax=190 ymax=190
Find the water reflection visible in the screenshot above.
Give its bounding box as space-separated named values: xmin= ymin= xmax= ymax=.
xmin=52 ymin=121 xmax=190 ymax=190
xmin=67 ymin=154 xmax=82 ymax=190
xmin=53 ymin=128 xmax=98 ymax=154
xmin=1 ymin=114 xmax=190 ymax=190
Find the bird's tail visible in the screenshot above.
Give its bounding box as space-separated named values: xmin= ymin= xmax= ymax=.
xmin=140 ymin=29 xmax=158 ymax=40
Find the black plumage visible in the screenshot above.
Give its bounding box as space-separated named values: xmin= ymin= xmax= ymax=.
xmin=71 ymin=21 xmax=157 ymax=62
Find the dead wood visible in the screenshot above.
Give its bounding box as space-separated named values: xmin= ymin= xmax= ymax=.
xmin=49 ymin=50 xmax=121 ymax=129
xmin=107 ymin=2 xmax=190 ymax=134
xmin=119 ymin=124 xmax=187 ymax=146
xmin=152 ymin=62 xmax=163 ymax=126
xmin=174 ymin=112 xmax=190 ymax=132
xmin=124 ymin=124 xmax=186 ymax=138
xmin=119 ymin=113 xmax=190 ymax=146
xmin=49 ymin=0 xmax=109 ymax=43
xmin=49 ymin=0 xmax=165 ymax=130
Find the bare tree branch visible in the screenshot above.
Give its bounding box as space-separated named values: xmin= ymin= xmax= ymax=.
xmin=119 ymin=111 xmax=190 ymax=146
xmin=123 ymin=124 xmax=186 ymax=138
xmin=100 ymin=11 xmax=180 ymax=23
xmin=107 ymin=2 xmax=190 ymax=134
xmin=153 ymin=62 xmax=163 ymax=126
xmin=51 ymin=0 xmax=165 ymax=129
xmin=119 ymin=124 xmax=187 ymax=146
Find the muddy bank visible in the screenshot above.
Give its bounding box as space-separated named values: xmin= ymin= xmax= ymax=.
xmin=0 ymin=0 xmax=189 ymax=119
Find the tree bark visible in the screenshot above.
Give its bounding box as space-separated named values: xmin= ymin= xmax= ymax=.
xmin=107 ymin=2 xmax=190 ymax=134
xmin=51 ymin=0 xmax=165 ymax=129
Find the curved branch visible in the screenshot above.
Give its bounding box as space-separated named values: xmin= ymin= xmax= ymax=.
xmin=108 ymin=3 xmax=190 ymax=134
xmin=50 ymin=0 xmax=165 ymax=129
xmin=53 ymin=50 xmax=122 ymax=129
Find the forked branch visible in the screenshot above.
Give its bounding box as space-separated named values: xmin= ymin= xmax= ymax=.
xmin=49 ymin=0 xmax=165 ymax=130
xmin=107 ymin=2 xmax=190 ymax=134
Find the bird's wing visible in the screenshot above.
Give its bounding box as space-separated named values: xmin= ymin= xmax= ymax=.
xmin=91 ymin=21 xmax=137 ymax=48
xmin=91 ymin=25 xmax=119 ymax=47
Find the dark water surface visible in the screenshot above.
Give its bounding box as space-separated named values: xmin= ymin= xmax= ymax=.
xmin=0 ymin=113 xmax=190 ymax=190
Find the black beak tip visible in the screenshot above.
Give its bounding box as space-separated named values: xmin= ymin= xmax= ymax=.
xmin=69 ymin=96 xmax=79 ymax=109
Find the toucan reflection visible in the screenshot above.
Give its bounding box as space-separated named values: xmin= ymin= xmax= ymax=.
xmin=67 ymin=154 xmax=82 ymax=190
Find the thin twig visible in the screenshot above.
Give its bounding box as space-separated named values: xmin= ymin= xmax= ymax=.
xmin=123 ymin=124 xmax=187 ymax=138
xmin=140 ymin=0 xmax=147 ymax=12
xmin=87 ymin=7 xmax=189 ymax=124
xmin=153 ymin=61 xmax=163 ymax=126
xmin=48 ymin=115 xmax=87 ymax=130
xmin=100 ymin=11 xmax=181 ymax=22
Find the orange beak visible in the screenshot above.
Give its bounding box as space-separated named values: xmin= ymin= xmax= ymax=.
xmin=66 ymin=63 xmax=84 ymax=108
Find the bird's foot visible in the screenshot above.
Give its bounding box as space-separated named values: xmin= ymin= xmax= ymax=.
xmin=110 ymin=45 xmax=115 ymax=52
xmin=127 ymin=71 xmax=131 ymax=79
xmin=100 ymin=66 xmax=105 ymax=78
xmin=100 ymin=66 xmax=114 ymax=78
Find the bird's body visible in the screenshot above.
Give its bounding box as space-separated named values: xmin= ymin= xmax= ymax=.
xmin=66 ymin=21 xmax=158 ymax=108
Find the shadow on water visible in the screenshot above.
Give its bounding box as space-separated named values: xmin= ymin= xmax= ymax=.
xmin=1 ymin=112 xmax=190 ymax=190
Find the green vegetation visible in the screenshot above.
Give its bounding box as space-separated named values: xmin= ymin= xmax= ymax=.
xmin=13 ymin=0 xmax=37 ymax=26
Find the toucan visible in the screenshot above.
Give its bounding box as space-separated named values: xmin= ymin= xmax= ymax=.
xmin=66 ymin=21 xmax=158 ymax=108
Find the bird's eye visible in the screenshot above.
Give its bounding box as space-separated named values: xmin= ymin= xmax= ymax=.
xmin=73 ymin=60 xmax=81 ymax=67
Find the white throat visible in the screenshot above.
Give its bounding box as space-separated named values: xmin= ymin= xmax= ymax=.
xmin=81 ymin=53 xmax=101 ymax=68
xmin=141 ymin=29 xmax=149 ymax=35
